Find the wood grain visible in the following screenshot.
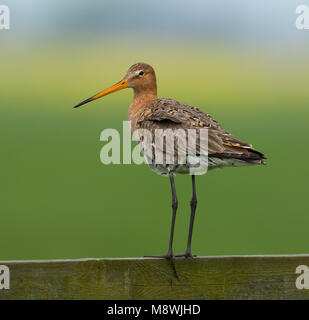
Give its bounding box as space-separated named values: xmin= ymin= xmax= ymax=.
xmin=1 ymin=255 xmax=309 ymax=300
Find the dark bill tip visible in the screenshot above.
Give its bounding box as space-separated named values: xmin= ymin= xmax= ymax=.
xmin=73 ymin=97 xmax=93 ymax=109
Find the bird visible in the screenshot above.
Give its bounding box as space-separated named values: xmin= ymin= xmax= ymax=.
xmin=74 ymin=62 xmax=266 ymax=259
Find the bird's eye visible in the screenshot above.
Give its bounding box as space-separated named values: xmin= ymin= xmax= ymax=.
xmin=138 ymin=71 xmax=144 ymax=77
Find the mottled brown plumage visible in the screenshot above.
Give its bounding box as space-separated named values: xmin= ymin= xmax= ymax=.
xmin=135 ymin=97 xmax=265 ymax=166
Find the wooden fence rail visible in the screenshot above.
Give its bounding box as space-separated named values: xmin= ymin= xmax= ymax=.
xmin=1 ymin=255 xmax=309 ymax=299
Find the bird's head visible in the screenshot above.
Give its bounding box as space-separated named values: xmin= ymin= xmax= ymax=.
xmin=74 ymin=62 xmax=156 ymax=108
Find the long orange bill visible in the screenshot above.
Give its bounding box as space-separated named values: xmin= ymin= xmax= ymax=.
xmin=74 ymin=79 xmax=128 ymax=108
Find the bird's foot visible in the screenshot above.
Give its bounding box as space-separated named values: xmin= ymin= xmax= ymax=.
xmin=144 ymin=252 xmax=174 ymax=259
xmin=175 ymin=252 xmax=197 ymax=258
xmin=145 ymin=251 xmax=179 ymax=278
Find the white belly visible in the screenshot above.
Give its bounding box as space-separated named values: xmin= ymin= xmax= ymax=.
xmin=145 ymin=154 xmax=253 ymax=176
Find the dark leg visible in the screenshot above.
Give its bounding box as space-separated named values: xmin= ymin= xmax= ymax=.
xmin=186 ymin=174 xmax=197 ymax=256
xmin=176 ymin=175 xmax=197 ymax=258
xmin=167 ymin=172 xmax=178 ymax=256
xmin=144 ymin=172 xmax=178 ymax=259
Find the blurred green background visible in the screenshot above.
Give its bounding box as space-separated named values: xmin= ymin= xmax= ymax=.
xmin=1 ymin=1 xmax=309 ymax=260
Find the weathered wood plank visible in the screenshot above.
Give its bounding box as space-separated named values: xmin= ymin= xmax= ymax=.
xmin=1 ymin=255 xmax=309 ymax=300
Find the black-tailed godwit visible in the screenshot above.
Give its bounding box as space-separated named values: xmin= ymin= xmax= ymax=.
xmin=74 ymin=63 xmax=266 ymax=259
